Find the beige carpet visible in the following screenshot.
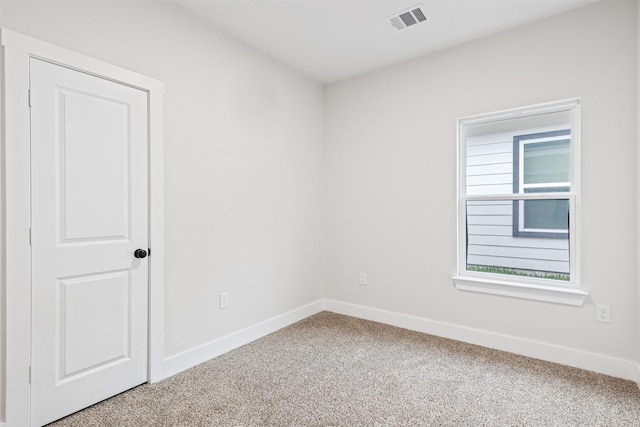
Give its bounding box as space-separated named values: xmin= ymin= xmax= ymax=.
xmin=49 ymin=312 xmax=640 ymax=426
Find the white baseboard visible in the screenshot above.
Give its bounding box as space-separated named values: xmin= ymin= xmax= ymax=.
xmin=160 ymin=300 xmax=325 ymax=380
xmin=325 ymin=299 xmax=640 ymax=383
xmin=157 ymin=298 xmax=639 ymax=390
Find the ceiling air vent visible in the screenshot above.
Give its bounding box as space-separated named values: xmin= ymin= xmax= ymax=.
xmin=388 ymin=4 xmax=429 ymax=31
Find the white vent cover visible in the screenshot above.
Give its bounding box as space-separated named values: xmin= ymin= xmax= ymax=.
xmin=388 ymin=4 xmax=429 ymax=31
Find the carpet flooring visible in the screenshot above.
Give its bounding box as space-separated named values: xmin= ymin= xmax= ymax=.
xmin=49 ymin=312 xmax=640 ymax=426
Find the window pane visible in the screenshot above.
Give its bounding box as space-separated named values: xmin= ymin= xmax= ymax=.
xmin=523 ymin=139 xmax=570 ymax=184
xmin=523 ymin=199 xmax=569 ymax=230
xmin=466 ymin=200 xmax=570 ymax=280
xmin=522 ymin=187 xmax=570 ymax=232
xmin=465 ymin=110 xmax=571 ymax=196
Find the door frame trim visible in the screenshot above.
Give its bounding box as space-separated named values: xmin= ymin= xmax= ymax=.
xmin=1 ymin=28 xmax=165 ymax=426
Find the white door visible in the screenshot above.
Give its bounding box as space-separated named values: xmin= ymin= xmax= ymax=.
xmin=29 ymin=58 xmax=149 ymax=426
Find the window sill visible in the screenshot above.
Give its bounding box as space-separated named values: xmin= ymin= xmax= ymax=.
xmin=452 ymin=275 xmax=588 ymax=306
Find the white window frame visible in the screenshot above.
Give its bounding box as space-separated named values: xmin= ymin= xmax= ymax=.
xmin=452 ymin=98 xmax=588 ymax=306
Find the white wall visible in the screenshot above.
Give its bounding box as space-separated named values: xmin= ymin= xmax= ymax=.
xmin=0 ymin=0 xmax=325 ymax=359
xmin=0 ymin=0 xmax=5 ymax=421
xmin=325 ymin=1 xmax=638 ymax=363
xmin=637 ymin=0 xmax=640 ymax=382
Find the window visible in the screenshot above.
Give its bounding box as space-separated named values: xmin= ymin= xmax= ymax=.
xmin=513 ymin=130 xmax=570 ymax=239
xmin=453 ymin=99 xmax=587 ymax=305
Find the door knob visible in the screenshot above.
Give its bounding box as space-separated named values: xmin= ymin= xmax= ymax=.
xmin=134 ymin=249 xmax=148 ymax=259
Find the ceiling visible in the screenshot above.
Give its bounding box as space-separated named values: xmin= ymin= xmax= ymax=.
xmin=176 ymin=0 xmax=599 ymax=83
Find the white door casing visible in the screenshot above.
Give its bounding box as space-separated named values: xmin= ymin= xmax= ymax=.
xmin=30 ymin=58 xmax=149 ymax=426
xmin=1 ymin=29 xmax=165 ymax=427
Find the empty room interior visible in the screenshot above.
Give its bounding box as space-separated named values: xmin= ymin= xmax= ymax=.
xmin=1 ymin=0 xmax=640 ymax=425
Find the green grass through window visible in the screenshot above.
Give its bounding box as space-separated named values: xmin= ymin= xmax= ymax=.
xmin=467 ymin=265 xmax=570 ymax=281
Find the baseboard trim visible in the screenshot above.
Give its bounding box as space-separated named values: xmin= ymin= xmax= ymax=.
xmin=160 ymin=300 xmax=325 ymax=380
xmin=324 ymin=299 xmax=639 ymax=383
xmin=157 ymin=298 xmax=639 ymax=389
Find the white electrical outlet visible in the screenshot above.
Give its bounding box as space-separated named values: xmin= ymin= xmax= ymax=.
xmin=596 ymin=304 xmax=610 ymax=323
xmin=219 ymin=292 xmax=229 ymax=309
xmin=359 ymin=273 xmax=367 ymax=285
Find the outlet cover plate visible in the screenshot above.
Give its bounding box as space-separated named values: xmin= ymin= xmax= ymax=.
xmin=596 ymin=304 xmax=610 ymax=323
xmin=359 ymin=273 xmax=367 ymax=285
xmin=219 ymin=292 xmax=229 ymax=309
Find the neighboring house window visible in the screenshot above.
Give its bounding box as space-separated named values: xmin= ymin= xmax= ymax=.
xmin=512 ymin=130 xmax=570 ymax=239
xmin=453 ymin=99 xmax=587 ymax=306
